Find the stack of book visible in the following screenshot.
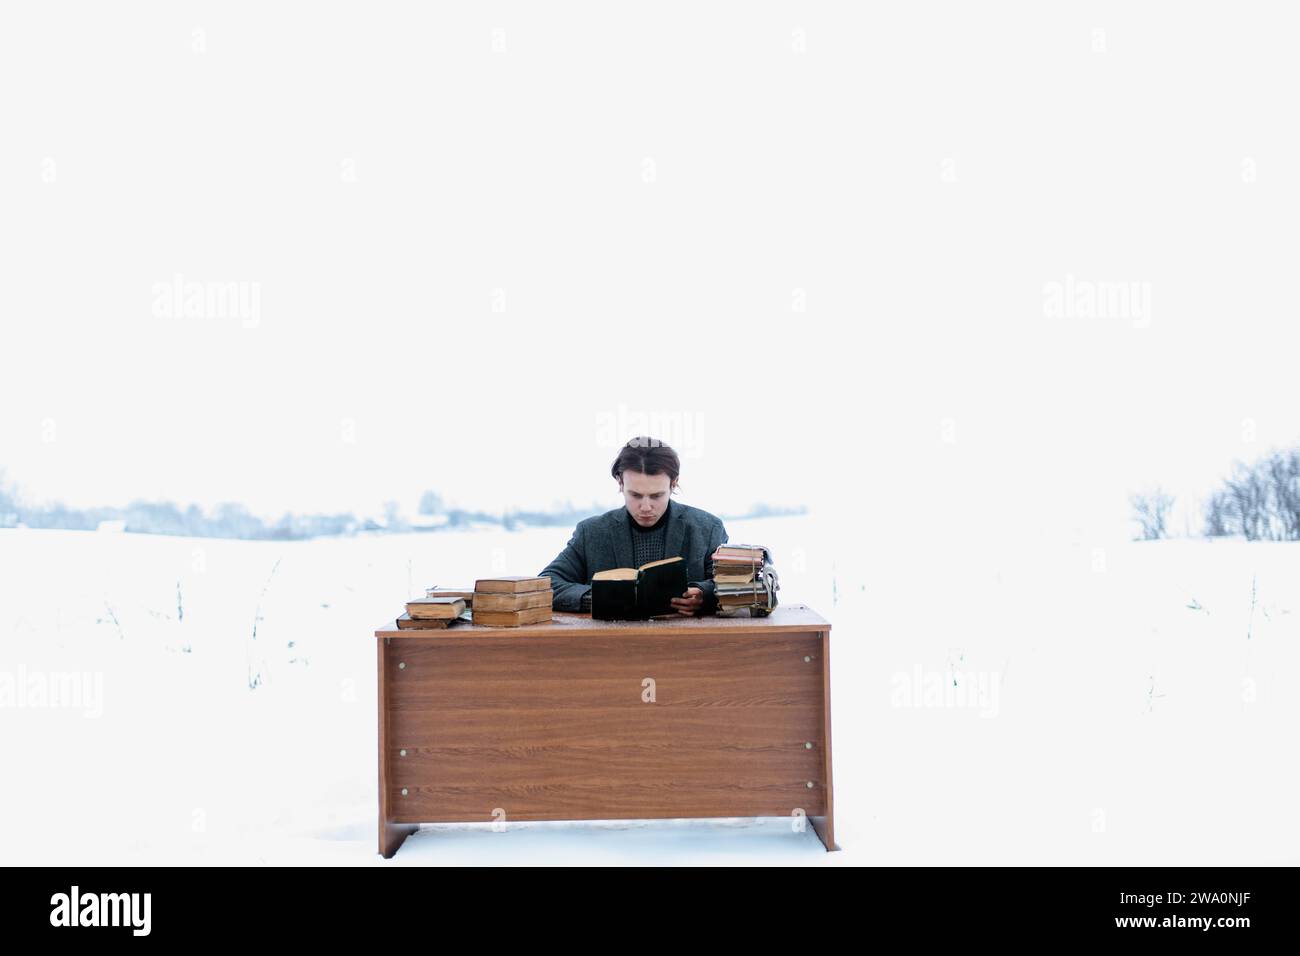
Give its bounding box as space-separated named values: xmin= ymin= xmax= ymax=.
xmin=397 ymin=596 xmax=468 ymax=629
xmin=711 ymin=544 xmax=780 ymax=616
xmin=471 ymin=576 xmax=553 ymax=626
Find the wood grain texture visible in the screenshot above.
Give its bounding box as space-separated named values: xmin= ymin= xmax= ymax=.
xmin=810 ymin=630 xmax=839 ymax=851
xmin=377 ymin=637 xmax=418 ymax=857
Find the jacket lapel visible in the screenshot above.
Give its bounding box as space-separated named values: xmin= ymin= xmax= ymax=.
xmin=663 ymin=500 xmax=686 ymax=569
xmin=609 ymin=509 xmax=635 ymax=571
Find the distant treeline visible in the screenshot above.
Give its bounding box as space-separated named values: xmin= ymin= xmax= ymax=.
xmin=1131 ymin=446 xmax=1300 ymax=541
xmin=1203 ymin=448 xmax=1300 ymax=541
xmin=0 ymin=474 xmax=804 ymax=541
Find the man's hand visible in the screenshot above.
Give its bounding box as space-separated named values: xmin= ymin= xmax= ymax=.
xmin=671 ymin=586 xmax=704 ymax=616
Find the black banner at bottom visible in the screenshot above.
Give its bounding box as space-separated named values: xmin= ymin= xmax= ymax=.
xmin=2 ymin=865 xmax=1292 ymax=942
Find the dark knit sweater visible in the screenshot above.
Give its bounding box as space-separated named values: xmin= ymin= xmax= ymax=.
xmin=579 ymin=501 xmax=670 ymax=611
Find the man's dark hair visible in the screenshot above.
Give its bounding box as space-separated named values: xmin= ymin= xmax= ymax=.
xmin=611 ymin=436 xmax=680 ymax=492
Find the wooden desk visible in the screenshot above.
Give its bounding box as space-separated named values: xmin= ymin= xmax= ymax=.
xmin=375 ymin=604 xmax=837 ymax=857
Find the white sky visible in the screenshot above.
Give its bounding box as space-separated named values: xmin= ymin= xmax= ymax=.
xmin=2 ymin=2 xmax=1297 ymax=531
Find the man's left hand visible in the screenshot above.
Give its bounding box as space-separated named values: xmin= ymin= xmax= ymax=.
xmin=671 ymin=586 xmax=704 ymax=616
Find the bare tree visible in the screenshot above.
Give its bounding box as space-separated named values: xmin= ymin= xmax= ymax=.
xmin=1200 ymin=446 xmax=1300 ymax=541
xmin=1225 ymin=461 xmax=1270 ymax=540
xmin=1265 ymin=449 xmax=1300 ymax=541
xmin=1203 ymin=489 xmax=1231 ymax=537
xmin=1130 ymin=487 xmax=1175 ymax=540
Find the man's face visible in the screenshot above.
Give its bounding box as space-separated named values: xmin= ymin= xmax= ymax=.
xmin=619 ymin=469 xmax=674 ymax=526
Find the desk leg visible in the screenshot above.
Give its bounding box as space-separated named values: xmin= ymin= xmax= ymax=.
xmin=812 ymin=629 xmax=840 ymax=851
xmin=378 ymin=637 xmax=418 ymax=858
xmin=810 ymin=814 xmax=838 ymax=852
xmin=380 ymin=820 xmax=418 ymax=859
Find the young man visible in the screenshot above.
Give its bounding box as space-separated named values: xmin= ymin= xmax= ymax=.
xmin=539 ymin=437 xmax=728 ymax=616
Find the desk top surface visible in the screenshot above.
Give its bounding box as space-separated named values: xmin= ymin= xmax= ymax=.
xmin=375 ymin=603 xmax=830 ymax=639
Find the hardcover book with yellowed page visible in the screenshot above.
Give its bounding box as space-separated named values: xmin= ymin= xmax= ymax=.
xmin=474 ymin=576 xmax=551 ymax=594
xmin=404 ymin=597 xmax=467 ymax=620
xmin=591 ymin=556 xmax=688 ymax=620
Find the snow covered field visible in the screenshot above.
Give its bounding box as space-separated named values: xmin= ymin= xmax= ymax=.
xmin=1 ymin=518 xmax=1296 ymax=865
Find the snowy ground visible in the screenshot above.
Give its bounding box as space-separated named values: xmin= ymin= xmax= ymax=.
xmin=1 ymin=518 xmax=1296 ymax=865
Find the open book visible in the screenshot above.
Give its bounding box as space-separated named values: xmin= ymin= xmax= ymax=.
xmin=590 ymin=556 xmax=688 ymax=620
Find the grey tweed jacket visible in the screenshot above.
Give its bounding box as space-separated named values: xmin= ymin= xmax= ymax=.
xmin=538 ymin=500 xmax=729 ymax=614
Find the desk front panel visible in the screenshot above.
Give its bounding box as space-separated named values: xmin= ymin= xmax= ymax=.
xmin=383 ymin=630 xmax=829 ymax=823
